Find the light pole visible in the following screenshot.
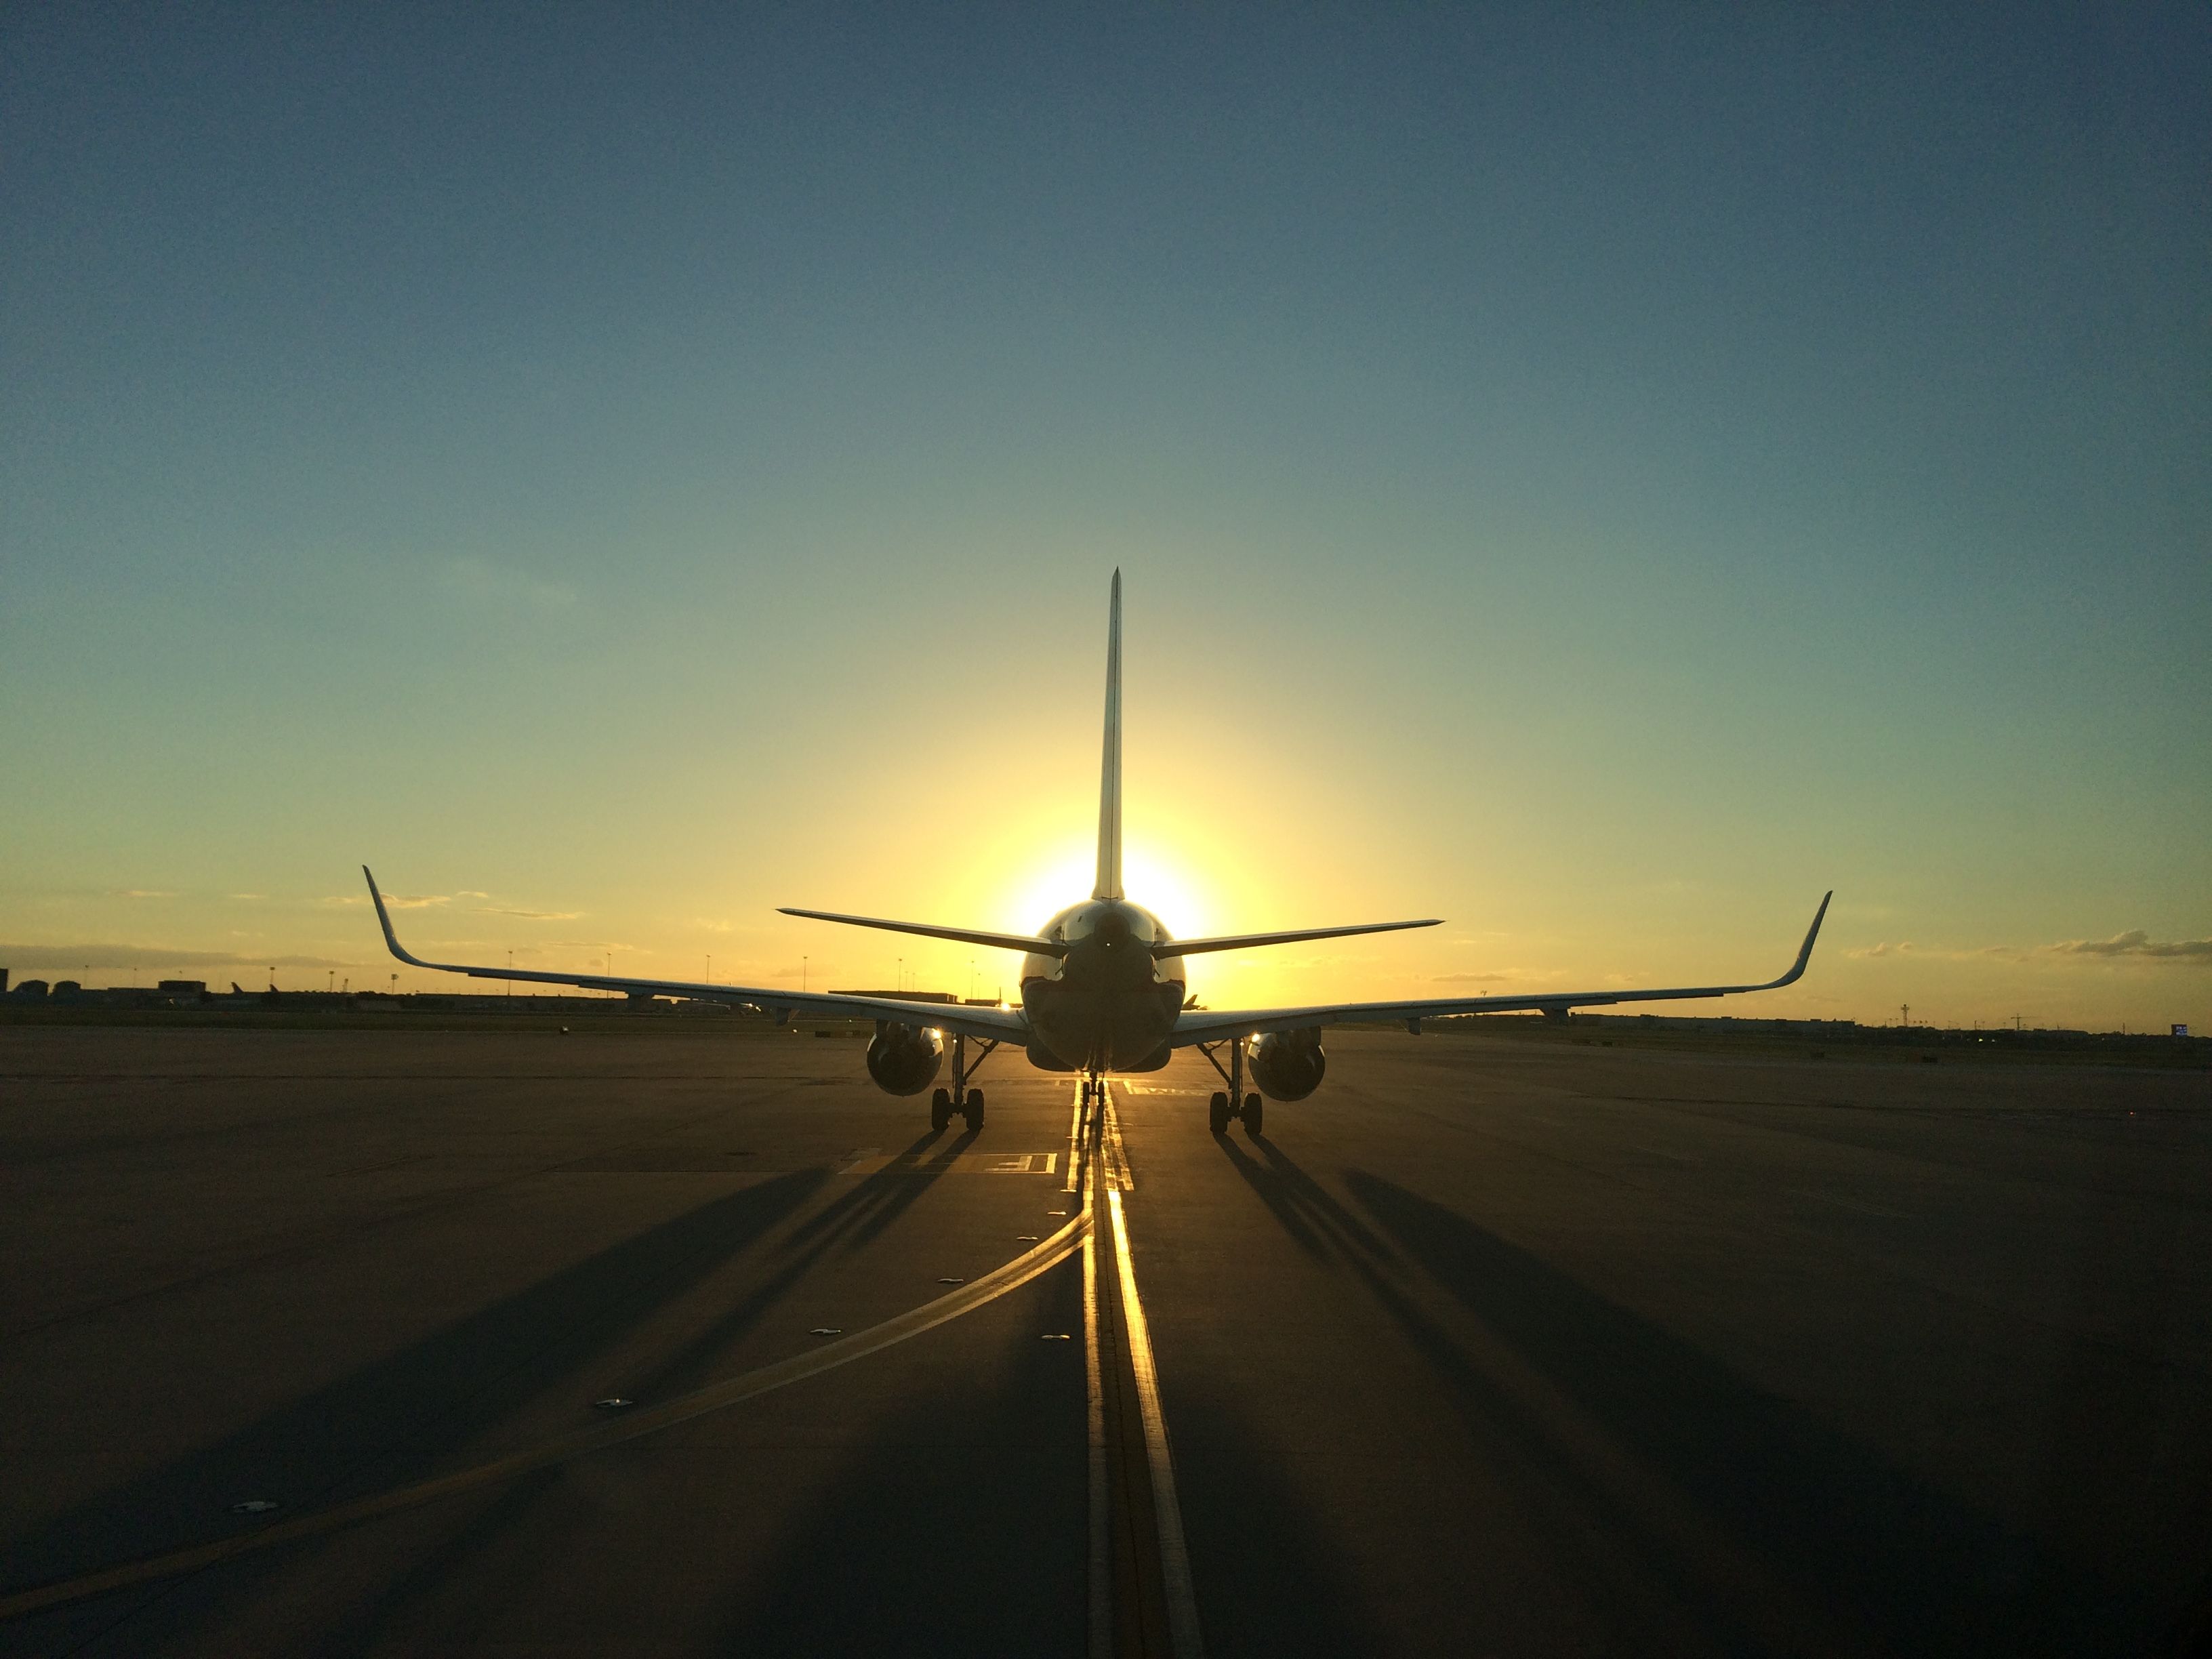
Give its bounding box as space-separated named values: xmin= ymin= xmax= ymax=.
xmin=802 ymin=955 xmax=808 ymax=994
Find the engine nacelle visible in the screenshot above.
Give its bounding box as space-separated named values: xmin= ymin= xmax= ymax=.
xmin=866 ymin=1022 xmax=944 ymax=1096
xmin=1247 ymin=1027 xmax=1326 ymax=1101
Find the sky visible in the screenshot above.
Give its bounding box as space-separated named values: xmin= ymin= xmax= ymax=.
xmin=3 ymin=5 xmax=2207 ymax=1031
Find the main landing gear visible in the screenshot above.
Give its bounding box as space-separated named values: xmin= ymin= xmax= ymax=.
xmin=1200 ymin=1036 xmax=1263 ymax=1136
xmin=930 ymin=1032 xmax=996 ymax=1134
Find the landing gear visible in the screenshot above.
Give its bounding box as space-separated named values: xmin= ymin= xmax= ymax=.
xmin=1198 ymin=1032 xmax=1265 ymax=1136
xmin=935 ymin=1032 xmax=999 ymax=1134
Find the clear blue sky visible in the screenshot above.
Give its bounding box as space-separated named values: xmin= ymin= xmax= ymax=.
xmin=4 ymin=6 xmax=2207 ymax=1029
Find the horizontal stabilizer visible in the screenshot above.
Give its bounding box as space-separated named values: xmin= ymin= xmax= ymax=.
xmin=779 ymin=907 xmax=1071 ymax=958
xmin=1155 ymin=918 xmax=1441 ymax=958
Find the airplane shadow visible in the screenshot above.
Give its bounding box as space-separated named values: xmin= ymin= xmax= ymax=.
xmin=783 ymin=1125 xmax=980 ymax=1254
xmin=699 ymin=1258 xmax=1091 ymax=1656
xmin=621 ymin=1127 xmax=981 ymax=1403
xmin=1339 ymin=1168 xmax=2139 ymax=1657
xmin=1212 ymin=1130 xmax=1399 ymax=1267
xmin=698 ymin=1250 xmax=1377 ymax=1659
xmin=1 ymin=1169 xmax=825 ymax=1650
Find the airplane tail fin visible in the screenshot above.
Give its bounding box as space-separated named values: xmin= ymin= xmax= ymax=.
xmin=1093 ymin=569 xmax=1123 ymax=901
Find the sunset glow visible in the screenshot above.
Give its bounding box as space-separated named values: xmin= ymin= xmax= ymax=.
xmin=0 ymin=13 xmax=2203 ymax=1031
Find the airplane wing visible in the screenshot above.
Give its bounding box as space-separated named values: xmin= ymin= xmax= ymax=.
xmin=1170 ymin=893 xmax=1831 ymax=1044
xmin=363 ymin=868 xmax=1031 ymax=1045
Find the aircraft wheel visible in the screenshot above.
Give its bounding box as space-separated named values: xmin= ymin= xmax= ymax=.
xmin=1208 ymin=1092 xmax=1230 ymax=1134
xmin=930 ymin=1088 xmax=951 ymax=1132
xmin=1241 ymin=1093 xmax=1263 ymax=1136
xmin=963 ymin=1091 xmax=985 ymax=1132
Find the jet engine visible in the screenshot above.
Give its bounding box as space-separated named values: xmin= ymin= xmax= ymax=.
xmin=865 ymin=1022 xmax=943 ymax=1096
xmin=1246 ymin=1027 xmax=1326 ymax=1101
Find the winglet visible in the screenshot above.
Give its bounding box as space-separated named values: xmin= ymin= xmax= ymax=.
xmin=1093 ymin=569 xmax=1122 ymax=901
xmin=1768 ymin=890 xmax=1832 ymax=989
xmin=362 ymin=865 xmax=432 ymax=968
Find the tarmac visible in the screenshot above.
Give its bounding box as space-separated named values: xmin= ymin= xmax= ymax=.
xmin=1 ymin=1023 xmax=2207 ymax=1656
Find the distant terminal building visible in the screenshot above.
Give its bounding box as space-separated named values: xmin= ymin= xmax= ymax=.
xmin=157 ymin=979 xmax=207 ymax=998
xmin=0 ymin=968 xmax=7 ymax=994
xmin=831 ymin=989 xmax=958 ymax=1004
xmin=9 ymin=979 xmax=49 ymax=1001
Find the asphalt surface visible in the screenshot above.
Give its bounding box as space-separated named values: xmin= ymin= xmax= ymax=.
xmin=2 ymin=1024 xmax=2208 ymax=1656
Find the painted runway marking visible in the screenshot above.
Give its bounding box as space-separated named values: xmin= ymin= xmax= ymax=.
xmin=1107 ymin=1179 xmax=1204 ymax=1658
xmin=0 ymin=1213 xmax=1090 ymax=1624
xmin=837 ymin=1150 xmax=1057 ymax=1176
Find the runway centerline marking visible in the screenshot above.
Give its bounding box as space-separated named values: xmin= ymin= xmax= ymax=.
xmin=1103 ymin=1082 xmax=1204 ymax=1658
xmin=0 ymin=1210 xmax=1089 ymax=1624
xmin=1082 ymin=1085 xmax=1112 ymax=1657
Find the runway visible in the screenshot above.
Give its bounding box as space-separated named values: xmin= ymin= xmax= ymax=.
xmin=2 ymin=1025 xmax=2207 ymax=1655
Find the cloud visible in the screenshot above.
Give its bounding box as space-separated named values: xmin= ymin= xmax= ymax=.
xmin=1430 ymin=971 xmax=1512 ymax=984
xmin=1848 ymin=932 xmax=2212 ymax=967
xmin=327 ymin=892 xmax=445 ymax=909
xmin=694 ymin=918 xmax=733 ymax=933
xmin=441 ymin=556 xmax=579 ymax=612
xmin=472 ymin=907 xmax=581 ymax=920
xmin=0 ymin=944 xmax=356 ymax=971
xmin=2042 ymin=930 xmax=2212 ymax=963
xmin=228 ymin=893 xmax=266 ymax=901
xmin=114 ymin=889 xmax=177 ymax=900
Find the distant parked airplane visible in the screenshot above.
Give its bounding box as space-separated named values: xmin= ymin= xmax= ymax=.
xmin=367 ymin=573 xmax=1828 ymax=1135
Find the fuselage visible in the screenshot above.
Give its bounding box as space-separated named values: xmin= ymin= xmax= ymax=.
xmin=1021 ymin=899 xmax=1186 ymax=1071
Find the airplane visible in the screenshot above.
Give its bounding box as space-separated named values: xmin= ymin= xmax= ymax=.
xmin=365 ymin=571 xmax=1829 ymax=1136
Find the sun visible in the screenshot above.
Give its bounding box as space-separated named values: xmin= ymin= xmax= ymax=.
xmin=1000 ymin=839 xmax=1212 ymax=941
